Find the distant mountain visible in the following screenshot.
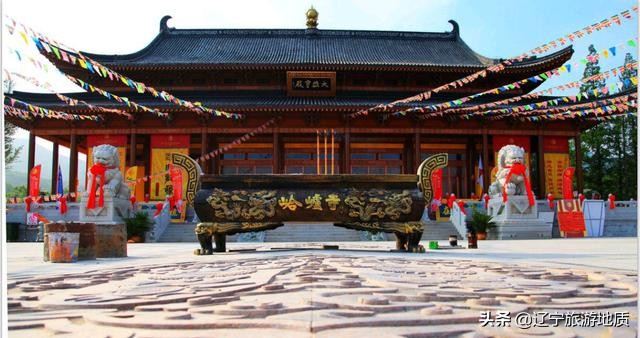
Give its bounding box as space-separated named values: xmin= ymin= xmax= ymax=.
xmin=5 ymin=137 xmax=86 ymax=194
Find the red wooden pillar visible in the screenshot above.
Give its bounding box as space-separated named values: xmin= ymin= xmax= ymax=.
xmin=482 ymin=130 xmax=490 ymax=193
xmin=69 ymin=134 xmax=78 ymax=197
xmin=537 ymin=134 xmax=546 ymax=197
xmin=273 ymin=129 xmax=281 ymax=174
xmin=200 ymin=129 xmax=209 ymax=173
xmin=575 ymin=132 xmax=584 ymax=194
xmin=26 ymin=133 xmax=36 ymax=195
xmin=128 ymin=132 xmax=136 ymax=167
xmin=413 ymin=131 xmax=421 ymax=174
xmin=342 ymin=127 xmax=351 ymax=174
xmin=51 ymin=141 xmax=59 ymax=194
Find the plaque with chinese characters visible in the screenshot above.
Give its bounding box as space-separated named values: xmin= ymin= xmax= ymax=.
xmin=286 ymin=71 xmax=336 ymax=97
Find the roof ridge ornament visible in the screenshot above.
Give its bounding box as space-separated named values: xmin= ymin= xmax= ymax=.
xmin=448 ymin=19 xmax=459 ymax=38
xmin=306 ymin=6 xmax=318 ymax=29
xmin=160 ymin=15 xmax=173 ymax=33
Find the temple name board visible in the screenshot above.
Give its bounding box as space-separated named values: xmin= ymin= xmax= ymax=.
xmin=286 ymin=71 xmax=336 ymax=97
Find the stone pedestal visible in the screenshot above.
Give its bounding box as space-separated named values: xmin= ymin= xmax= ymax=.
xmin=95 ymin=223 xmax=127 ymax=258
xmin=488 ymin=195 xmax=551 ymax=239
xmin=79 ymin=193 xmax=132 ymax=223
xmin=43 ymin=222 xmax=97 ymax=261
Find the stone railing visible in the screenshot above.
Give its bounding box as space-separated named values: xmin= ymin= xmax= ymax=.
xmin=6 ymin=201 xmax=171 ymax=242
xmin=604 ymin=200 xmax=637 ymax=237
xmin=139 ymin=202 xmax=171 ymax=242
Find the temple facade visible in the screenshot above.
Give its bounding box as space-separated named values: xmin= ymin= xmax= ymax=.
xmin=8 ymin=12 xmax=593 ymax=201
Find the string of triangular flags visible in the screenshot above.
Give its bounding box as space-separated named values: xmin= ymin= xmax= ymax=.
xmin=475 ymin=78 xmax=637 ymax=119
xmin=347 ymin=5 xmax=638 ymax=119
xmin=4 ymin=106 xmax=34 ymax=120
xmin=126 ymin=117 xmax=279 ymax=187
xmin=392 ymin=54 xmax=638 ymax=118
xmin=64 ymin=73 xmax=168 ymax=119
xmin=415 ymin=62 xmax=638 ymax=120
xmin=540 ymin=38 xmax=638 ymax=77
xmin=6 ymin=192 xmax=79 ymax=205
xmin=584 ymin=111 xmax=636 ymax=121
xmin=483 ymin=92 xmax=637 ymax=120
xmin=6 ymin=46 xmax=55 ymax=74
xmin=5 ymin=16 xmax=245 ymax=120
xmin=501 ymin=93 xmax=637 ymax=118
xmin=529 ymin=6 xmax=638 ymax=56
xmin=6 ymin=70 xmax=134 ymax=119
xmin=4 ymin=97 xmax=103 ymax=122
xmin=510 ymin=99 xmax=637 ymax=122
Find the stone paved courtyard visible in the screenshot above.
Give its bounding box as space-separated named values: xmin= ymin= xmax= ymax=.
xmin=6 ymin=238 xmax=638 ymax=337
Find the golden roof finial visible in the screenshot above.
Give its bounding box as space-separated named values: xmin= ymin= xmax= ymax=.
xmin=306 ymin=6 xmax=318 ymax=29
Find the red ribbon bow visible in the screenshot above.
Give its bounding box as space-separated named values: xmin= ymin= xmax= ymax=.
xmin=154 ymin=202 xmax=164 ymax=216
xmin=547 ymin=194 xmax=555 ymax=209
xmin=483 ymin=194 xmax=490 ymax=210
xmin=25 ymin=196 xmax=33 ymax=212
xmin=86 ymin=163 xmax=107 ymax=209
xmin=579 ymin=193 xmax=585 ymax=205
xmin=457 ymin=200 xmax=466 ymax=215
xmin=447 ymin=194 xmax=456 ymax=209
xmin=608 ymin=194 xmax=616 ymax=209
xmin=502 ymin=163 xmax=535 ymax=206
xmin=59 ymin=196 xmax=68 ymax=215
xmin=130 ymin=196 xmax=136 ymax=209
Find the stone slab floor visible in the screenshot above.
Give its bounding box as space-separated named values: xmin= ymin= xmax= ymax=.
xmin=5 ymin=238 xmax=638 ymax=337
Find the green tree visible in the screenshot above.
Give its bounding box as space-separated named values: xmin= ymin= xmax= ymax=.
xmin=7 ymin=185 xmax=27 ymax=198
xmin=3 ymin=79 xmax=23 ymax=169
xmin=578 ymin=50 xmax=637 ymax=200
xmin=610 ymin=53 xmax=637 ymax=199
xmin=578 ymin=45 xmax=609 ymax=198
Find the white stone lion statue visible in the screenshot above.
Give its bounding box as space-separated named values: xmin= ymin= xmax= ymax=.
xmin=87 ymin=144 xmax=131 ymax=199
xmin=488 ymin=145 xmax=528 ymax=197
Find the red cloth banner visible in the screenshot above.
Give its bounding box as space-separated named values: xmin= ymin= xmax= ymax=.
xmin=86 ymin=163 xmax=106 ymax=209
xmin=431 ymin=168 xmax=443 ymax=202
xmin=557 ymin=199 xmax=586 ymax=238
xmin=502 ymin=163 xmax=535 ymax=206
xmin=562 ymin=167 xmax=575 ymax=199
xmin=29 ymin=165 xmax=41 ymax=197
xmin=168 ymin=164 xmax=183 ymax=213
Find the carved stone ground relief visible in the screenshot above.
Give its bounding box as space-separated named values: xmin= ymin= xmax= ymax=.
xmin=7 ymin=253 xmax=637 ymax=337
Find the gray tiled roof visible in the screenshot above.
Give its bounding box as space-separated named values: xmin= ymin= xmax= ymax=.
xmin=5 ymin=90 xmax=578 ymax=112
xmin=84 ymin=19 xmax=499 ymax=68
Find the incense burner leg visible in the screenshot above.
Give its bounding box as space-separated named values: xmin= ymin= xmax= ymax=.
xmin=213 ymin=234 xmax=227 ymax=252
xmin=407 ymin=231 xmax=423 ymax=252
xmin=196 ymin=233 xmax=214 ymax=255
xmin=395 ymin=232 xmax=408 ymax=251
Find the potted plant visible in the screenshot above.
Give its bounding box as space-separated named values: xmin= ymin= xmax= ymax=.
xmin=124 ymin=211 xmax=153 ymax=243
xmin=466 ymin=208 xmax=496 ymax=240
